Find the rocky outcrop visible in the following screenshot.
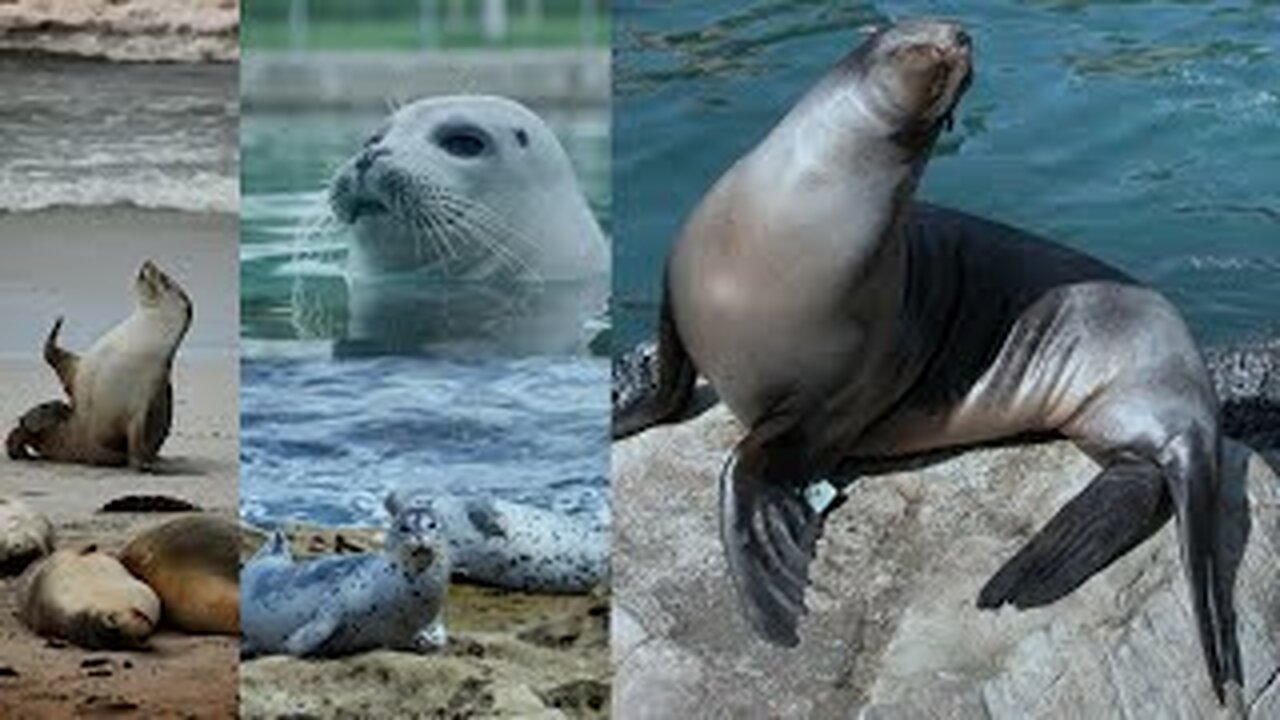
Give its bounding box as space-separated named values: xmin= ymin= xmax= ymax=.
xmin=0 ymin=0 xmax=238 ymax=62
xmin=613 ymin=402 xmax=1280 ymax=719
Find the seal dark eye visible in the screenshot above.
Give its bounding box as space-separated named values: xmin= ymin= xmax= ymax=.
xmin=363 ymin=129 xmax=386 ymax=149
xmin=438 ymin=128 xmax=488 ymax=158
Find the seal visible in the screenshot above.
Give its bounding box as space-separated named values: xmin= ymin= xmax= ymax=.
xmin=119 ymin=514 xmax=240 ymax=635
xmin=329 ymin=94 xmax=608 ymax=283
xmin=615 ymin=20 xmax=1240 ymax=700
xmin=240 ymin=493 xmax=450 ymax=658
xmin=0 ymin=497 xmax=54 ymax=577
xmin=416 ymin=494 xmax=608 ymax=593
xmin=18 ymin=544 xmax=160 ymax=650
xmin=6 ymin=260 xmax=193 ymax=469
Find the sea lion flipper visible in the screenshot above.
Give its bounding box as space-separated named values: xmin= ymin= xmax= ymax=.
xmin=130 ymin=380 xmax=173 ymax=469
xmin=43 ymin=316 xmax=78 ymax=401
xmin=612 ymin=281 xmax=697 ymax=439
xmin=719 ymin=425 xmax=822 ymax=646
xmin=1159 ymin=430 xmax=1239 ymax=701
xmin=976 ymin=457 xmax=1171 ymax=610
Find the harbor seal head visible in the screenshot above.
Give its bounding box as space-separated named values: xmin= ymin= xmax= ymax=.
xmin=329 ymin=95 xmax=608 ymax=283
xmin=617 ymin=19 xmax=1239 ymax=700
xmin=240 ymin=493 xmax=450 ymax=658
xmin=6 ymin=260 xmax=192 ymax=468
xmin=0 ymin=497 xmax=54 ymax=576
xmin=19 ymin=545 xmax=160 ymax=650
xmin=119 ymin=514 xmax=240 ymax=635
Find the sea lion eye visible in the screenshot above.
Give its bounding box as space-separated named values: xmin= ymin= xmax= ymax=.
xmin=437 ymin=127 xmax=488 ymax=158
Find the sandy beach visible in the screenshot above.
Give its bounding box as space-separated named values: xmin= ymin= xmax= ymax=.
xmin=0 ymin=208 xmax=239 ymax=718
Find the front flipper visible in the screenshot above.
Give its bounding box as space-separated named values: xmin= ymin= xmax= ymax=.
xmin=720 ymin=422 xmax=825 ymax=646
xmin=612 ymin=279 xmax=696 ymax=440
xmin=977 ymin=456 xmax=1171 ymax=609
xmin=284 ymin=607 xmax=342 ymax=657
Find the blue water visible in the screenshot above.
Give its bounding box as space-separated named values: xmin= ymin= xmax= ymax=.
xmin=613 ymin=0 xmax=1280 ymax=349
xmin=239 ymin=354 xmax=609 ymax=528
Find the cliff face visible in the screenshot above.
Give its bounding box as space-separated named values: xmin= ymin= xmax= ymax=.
xmin=0 ymin=0 xmax=238 ymax=62
xmin=613 ymin=402 xmax=1280 ymax=719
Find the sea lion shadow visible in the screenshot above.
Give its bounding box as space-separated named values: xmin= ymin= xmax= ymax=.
xmin=138 ymin=456 xmax=215 ymax=477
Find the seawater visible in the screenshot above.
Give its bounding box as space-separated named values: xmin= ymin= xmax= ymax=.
xmin=0 ymin=56 xmax=237 ymax=214
xmin=614 ymin=0 xmax=1280 ymax=349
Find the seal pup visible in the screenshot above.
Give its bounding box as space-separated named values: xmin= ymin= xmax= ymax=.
xmin=119 ymin=514 xmax=240 ymax=635
xmin=0 ymin=497 xmax=54 ymax=576
xmin=18 ymin=545 xmax=160 ymax=650
xmin=415 ymin=494 xmax=609 ymax=593
xmin=240 ymin=493 xmax=450 ymax=658
xmin=6 ymin=260 xmax=193 ymax=469
xmin=616 ymin=20 xmax=1240 ymax=699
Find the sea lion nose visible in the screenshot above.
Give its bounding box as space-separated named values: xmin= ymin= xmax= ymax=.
xmin=356 ymin=147 xmax=390 ymax=177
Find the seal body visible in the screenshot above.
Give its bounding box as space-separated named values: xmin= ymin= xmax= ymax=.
xmin=6 ymin=260 xmax=192 ymax=468
xmin=329 ymin=95 xmax=608 ymax=283
xmin=19 ymin=545 xmax=160 ymax=650
xmin=0 ymin=497 xmax=54 ymax=577
xmin=119 ymin=514 xmax=240 ymax=635
xmin=240 ymin=495 xmax=449 ymax=658
xmin=425 ymin=495 xmax=608 ymax=593
xmin=617 ymin=20 xmax=1239 ymax=700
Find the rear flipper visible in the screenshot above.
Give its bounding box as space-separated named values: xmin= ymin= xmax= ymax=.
xmin=612 ymin=278 xmax=696 ymax=440
xmin=977 ymin=457 xmax=1171 ymax=609
xmin=720 ymin=421 xmax=826 ymax=646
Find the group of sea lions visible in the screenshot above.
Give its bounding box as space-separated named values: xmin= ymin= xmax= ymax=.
xmin=1 ymin=261 xmax=241 ymax=649
xmin=616 ymin=18 xmax=1272 ymax=707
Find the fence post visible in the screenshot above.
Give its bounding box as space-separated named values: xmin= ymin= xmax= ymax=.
xmin=419 ymin=0 xmax=439 ymax=49
xmin=288 ymin=0 xmax=308 ymax=51
xmin=482 ymin=0 xmax=509 ymax=43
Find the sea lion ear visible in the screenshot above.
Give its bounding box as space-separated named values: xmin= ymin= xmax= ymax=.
xmin=384 ymin=491 xmax=403 ymax=518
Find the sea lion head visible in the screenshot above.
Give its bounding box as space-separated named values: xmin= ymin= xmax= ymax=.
xmin=133 ymin=260 xmax=193 ymax=325
xmin=841 ymin=19 xmax=973 ymax=147
xmin=6 ymin=400 xmax=73 ymax=461
xmin=329 ymin=95 xmax=606 ymax=281
xmin=383 ymin=492 xmax=447 ymax=570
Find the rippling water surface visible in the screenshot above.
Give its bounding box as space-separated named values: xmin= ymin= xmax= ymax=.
xmin=614 ymin=0 xmax=1280 ymax=348
xmin=0 ymin=56 xmax=237 ymax=213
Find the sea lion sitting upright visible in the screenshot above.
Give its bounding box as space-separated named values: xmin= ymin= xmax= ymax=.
xmin=6 ymin=260 xmax=192 ymax=469
xmin=616 ymin=20 xmax=1239 ymax=700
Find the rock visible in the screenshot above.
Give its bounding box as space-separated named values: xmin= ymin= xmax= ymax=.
xmin=0 ymin=497 xmax=53 ymax=577
xmin=613 ymin=402 xmax=1280 ymax=719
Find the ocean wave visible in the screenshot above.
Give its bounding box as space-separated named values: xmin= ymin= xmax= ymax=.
xmin=0 ymin=169 xmax=237 ymax=214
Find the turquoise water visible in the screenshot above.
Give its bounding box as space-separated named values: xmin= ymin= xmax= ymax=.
xmin=614 ymin=0 xmax=1280 ymax=349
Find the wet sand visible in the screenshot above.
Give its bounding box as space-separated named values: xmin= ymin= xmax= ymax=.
xmin=0 ymin=208 xmax=239 ymax=718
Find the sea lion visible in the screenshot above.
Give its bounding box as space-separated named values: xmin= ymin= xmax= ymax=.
xmin=18 ymin=545 xmax=160 ymax=650
xmin=119 ymin=514 xmax=239 ymax=635
xmin=418 ymin=494 xmax=609 ymax=593
xmin=0 ymin=497 xmax=53 ymax=576
xmin=615 ymin=20 xmax=1240 ymax=700
xmin=240 ymin=493 xmax=450 ymax=658
xmin=5 ymin=260 xmax=193 ymax=469
xmin=329 ymin=94 xmax=608 ymax=283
